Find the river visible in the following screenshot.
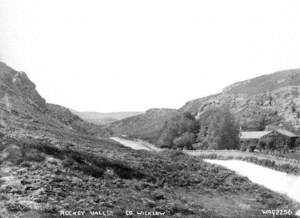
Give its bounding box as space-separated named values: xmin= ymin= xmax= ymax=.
xmin=206 ymin=159 xmax=300 ymax=216
xmin=110 ymin=137 xmax=161 ymax=152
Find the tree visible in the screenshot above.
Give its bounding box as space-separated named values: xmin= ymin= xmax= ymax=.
xmin=157 ymin=112 xmax=198 ymax=149
xmin=205 ymin=106 xmax=240 ymax=150
xmin=172 ymin=132 xmax=195 ymax=150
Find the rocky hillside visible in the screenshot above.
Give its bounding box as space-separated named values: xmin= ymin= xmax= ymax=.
xmin=0 ymin=62 xmax=46 ymax=127
xmin=110 ymin=108 xmax=180 ymax=143
xmin=0 ymin=62 xmax=110 ymax=137
xmin=46 ymin=104 xmax=111 ymax=137
xmin=181 ymin=68 xmax=300 ymax=132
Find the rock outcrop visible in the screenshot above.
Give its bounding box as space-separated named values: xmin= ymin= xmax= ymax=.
xmin=0 ymin=62 xmax=109 ymax=137
xmin=181 ymin=68 xmax=300 ymax=131
xmin=0 ymin=62 xmax=46 ymax=114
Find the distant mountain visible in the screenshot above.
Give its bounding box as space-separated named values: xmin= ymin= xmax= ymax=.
xmin=181 ymin=68 xmax=300 ymax=132
xmin=72 ymin=110 xmax=142 ymax=125
xmin=110 ymin=108 xmax=180 ymax=143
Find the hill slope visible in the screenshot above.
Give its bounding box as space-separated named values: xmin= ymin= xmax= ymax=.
xmin=181 ymin=68 xmax=300 ymax=132
xmin=110 ymin=108 xmax=180 ymax=142
xmin=0 ymin=62 xmax=110 ymax=137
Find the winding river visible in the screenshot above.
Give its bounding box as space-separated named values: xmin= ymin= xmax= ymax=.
xmin=206 ymin=159 xmax=300 ymax=216
xmin=111 ymin=137 xmax=161 ymax=151
xmin=111 ymin=137 xmax=300 ymax=216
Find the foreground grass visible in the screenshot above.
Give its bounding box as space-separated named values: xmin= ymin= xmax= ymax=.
xmin=0 ymin=117 xmax=299 ymax=218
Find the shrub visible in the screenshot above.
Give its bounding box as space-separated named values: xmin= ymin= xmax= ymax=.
xmin=258 ymin=139 xmax=266 ymax=151
xmin=294 ymin=138 xmax=300 ymax=148
xmin=23 ymin=148 xmax=46 ymax=162
xmin=240 ymin=143 xmax=248 ymax=151
xmin=263 ymin=137 xmax=275 ymax=150
xmin=172 ymin=132 xmax=195 ymax=149
xmin=248 ymin=144 xmax=256 ymax=152
xmin=5 ymin=201 xmax=30 ymax=212
xmin=192 ymin=141 xmax=209 ymax=150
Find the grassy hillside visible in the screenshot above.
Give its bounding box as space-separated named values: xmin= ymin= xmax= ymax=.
xmin=223 ymin=68 xmax=300 ymax=95
xmin=110 ymin=108 xmax=180 ymax=143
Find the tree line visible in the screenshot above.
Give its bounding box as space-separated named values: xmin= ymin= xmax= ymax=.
xmin=157 ymin=105 xmax=240 ymax=150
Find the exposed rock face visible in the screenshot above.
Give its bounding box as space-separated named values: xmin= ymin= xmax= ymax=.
xmin=0 ymin=62 xmax=46 ymax=114
xmin=0 ymin=62 xmax=109 ymax=137
xmin=181 ymin=69 xmax=300 ymax=131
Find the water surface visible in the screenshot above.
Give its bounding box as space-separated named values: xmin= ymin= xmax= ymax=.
xmin=205 ymin=159 xmax=300 ymax=216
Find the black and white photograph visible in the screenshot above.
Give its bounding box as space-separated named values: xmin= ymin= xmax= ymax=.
xmin=0 ymin=0 xmax=300 ymax=217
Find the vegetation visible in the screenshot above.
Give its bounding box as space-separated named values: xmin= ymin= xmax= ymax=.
xmin=195 ymin=105 xmax=240 ymax=150
xmin=206 ymin=106 xmax=240 ymax=149
xmin=157 ymin=112 xmax=198 ymax=149
xmin=156 ymin=106 xmax=240 ymax=150
xmin=110 ymin=108 xmax=180 ymax=143
xmin=295 ymin=138 xmax=300 ymax=148
xmin=1 ymin=135 xmax=298 ymax=217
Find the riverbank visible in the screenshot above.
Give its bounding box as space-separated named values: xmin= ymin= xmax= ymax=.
xmin=111 ymin=136 xmax=300 ymax=175
xmin=186 ymin=150 xmax=300 ymax=175
xmin=111 ymin=137 xmax=300 ymax=176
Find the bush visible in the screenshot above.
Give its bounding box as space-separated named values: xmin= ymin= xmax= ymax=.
xmin=192 ymin=141 xmax=209 ymax=150
xmin=294 ymin=138 xmax=300 ymax=148
xmin=248 ymin=144 xmax=256 ymax=152
xmin=240 ymin=143 xmax=248 ymax=151
xmin=23 ymin=148 xmax=46 ymax=162
xmin=258 ymin=139 xmax=266 ymax=151
xmin=263 ymin=137 xmax=275 ymax=150
xmin=5 ymin=201 xmax=30 ymax=212
xmin=172 ymin=132 xmax=195 ymax=149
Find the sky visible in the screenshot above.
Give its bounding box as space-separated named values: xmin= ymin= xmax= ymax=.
xmin=1 ymin=0 xmax=300 ymax=112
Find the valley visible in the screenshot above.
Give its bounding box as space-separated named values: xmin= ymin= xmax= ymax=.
xmin=1 ymin=62 xmax=300 ymax=217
